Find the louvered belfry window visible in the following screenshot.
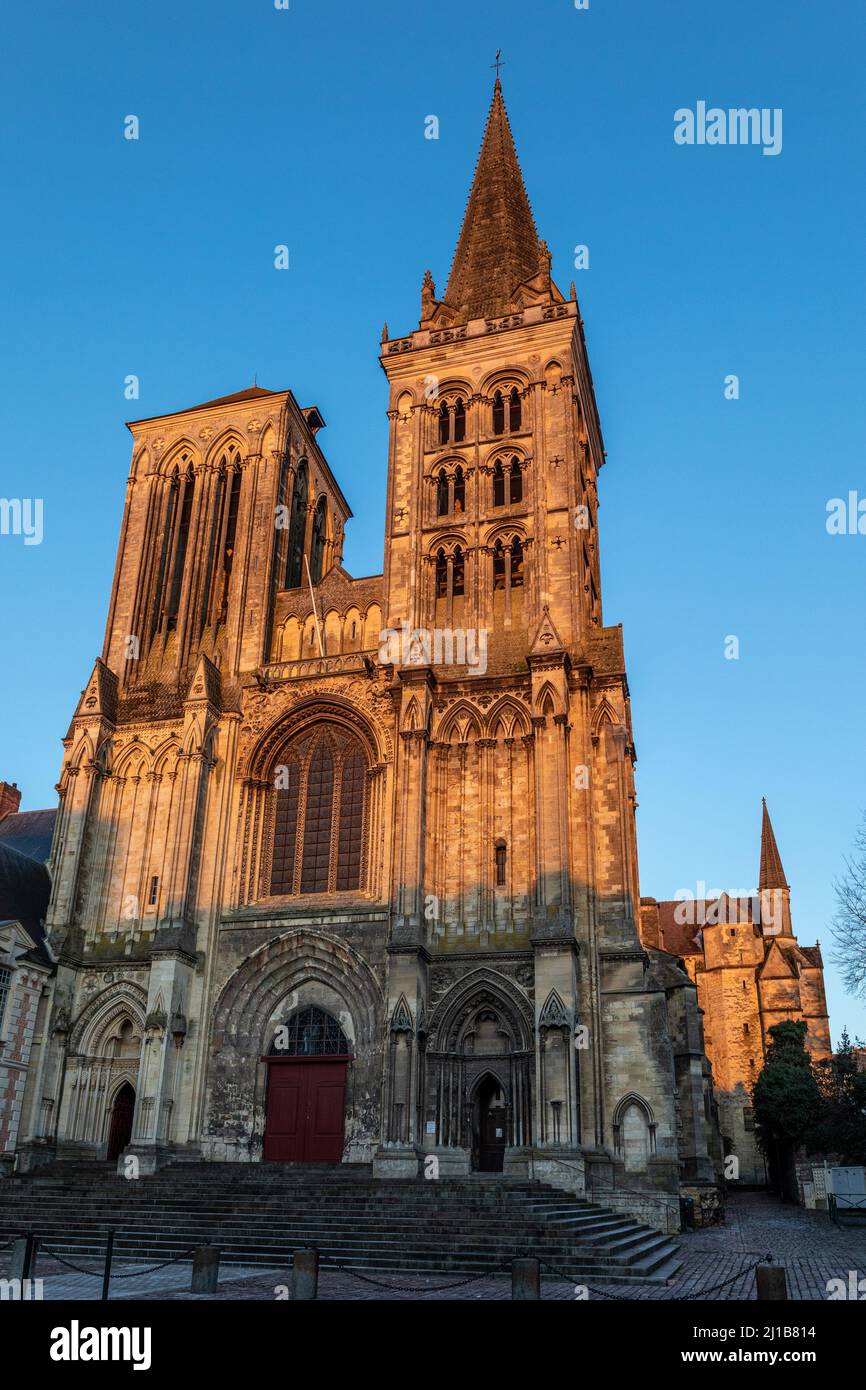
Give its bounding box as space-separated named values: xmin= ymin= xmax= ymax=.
xmin=270 ymin=728 xmax=368 ymax=895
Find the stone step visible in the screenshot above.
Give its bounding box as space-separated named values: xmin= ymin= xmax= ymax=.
xmin=2 ymin=1162 xmax=681 ymax=1285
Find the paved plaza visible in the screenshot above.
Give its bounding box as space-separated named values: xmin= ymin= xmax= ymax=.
xmin=2 ymin=1193 xmax=864 ymax=1301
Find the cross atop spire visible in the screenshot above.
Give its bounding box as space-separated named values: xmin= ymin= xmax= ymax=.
xmin=491 ymin=49 xmax=505 ymax=81
xmin=443 ymin=79 xmax=542 ymax=321
xmin=759 ymin=798 xmax=789 ymax=891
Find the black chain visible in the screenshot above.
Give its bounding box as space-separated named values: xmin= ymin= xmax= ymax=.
xmin=37 ymin=1247 xmax=103 ymax=1276
xmin=330 ymin=1263 xmax=505 ymax=1294
xmin=39 ymin=1243 xmax=198 ymax=1278
xmin=108 ymin=1247 xmax=198 ymax=1278
xmin=674 ymin=1253 xmax=773 ymax=1302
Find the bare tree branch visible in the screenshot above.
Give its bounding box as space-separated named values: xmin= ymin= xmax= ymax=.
xmin=831 ymin=812 xmax=866 ymax=999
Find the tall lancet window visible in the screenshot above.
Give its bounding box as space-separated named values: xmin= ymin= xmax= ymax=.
xmin=509 ymin=457 xmax=523 ymax=504
xmin=438 ymin=400 xmax=450 ymax=445
xmin=492 ymin=460 xmax=505 ymax=507
xmin=436 ymin=470 xmax=449 ymax=517
xmin=492 ymin=390 xmax=505 ymax=435
xmin=166 ymin=470 xmax=195 ymax=631
xmin=509 ymin=387 xmax=522 ymax=432
xmin=510 ymin=537 xmax=524 ymax=587
xmin=269 ymin=728 xmax=368 ymax=896
xmin=453 ymin=466 xmax=465 ymax=514
xmin=151 ymin=464 xmax=195 ymax=638
xmin=309 ymin=495 xmax=328 ymax=584
xmin=202 ymin=452 xmax=242 ymax=629
xmin=453 ymin=397 xmax=466 ymax=443
xmin=284 ymin=461 xmax=308 ymax=588
xmin=452 ymin=546 xmax=465 ymax=596
xmin=216 ymin=470 xmax=241 ymax=623
xmin=435 ymin=548 xmax=448 ymax=598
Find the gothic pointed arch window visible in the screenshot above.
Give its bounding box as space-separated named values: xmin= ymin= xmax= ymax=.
xmin=167 ymin=467 xmax=195 ymax=631
xmin=453 ymin=465 xmax=465 ymax=514
xmin=509 ymin=387 xmax=522 ymax=432
xmin=510 ymin=537 xmax=524 ymax=588
xmin=493 ymin=539 xmax=506 ymax=590
xmin=284 ymin=461 xmax=308 ymax=589
xmin=435 ymin=548 xmax=448 ymax=599
xmin=436 ymin=470 xmax=449 ymax=517
xmin=150 ymin=467 xmax=179 ymax=639
xmin=438 ymin=400 xmax=450 ymax=445
xmin=270 ymin=1006 xmax=351 ymax=1057
xmin=269 ymin=726 xmax=369 ymax=896
xmin=202 ymin=449 xmax=242 ymax=629
xmin=453 ymin=397 xmax=466 ymax=443
xmin=492 ymin=390 xmax=505 ymax=435
xmin=509 ymin=457 xmax=523 ymax=505
xmin=152 ymin=463 xmax=195 ymax=637
xmin=492 ymin=460 xmax=505 ymax=508
xmin=452 ymin=546 xmax=465 ymax=597
xmin=309 ymin=495 xmax=328 ymax=584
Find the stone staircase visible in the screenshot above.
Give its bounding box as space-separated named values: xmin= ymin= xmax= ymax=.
xmin=0 ymin=1161 xmax=682 ymax=1284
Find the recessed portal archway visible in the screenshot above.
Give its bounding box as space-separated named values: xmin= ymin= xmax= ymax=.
xmin=263 ymin=1006 xmax=352 ymax=1163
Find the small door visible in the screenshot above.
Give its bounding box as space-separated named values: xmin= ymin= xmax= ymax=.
xmin=264 ymin=1060 xmax=348 ymax=1163
xmin=106 ymin=1082 xmax=135 ymax=1161
xmin=475 ymin=1075 xmax=507 ymax=1172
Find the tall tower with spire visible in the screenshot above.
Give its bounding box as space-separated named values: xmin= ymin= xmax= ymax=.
xmin=378 ymin=79 xmax=716 ymax=1193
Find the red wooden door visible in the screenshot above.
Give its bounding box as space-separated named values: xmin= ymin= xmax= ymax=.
xmin=264 ymin=1060 xmax=347 ymax=1162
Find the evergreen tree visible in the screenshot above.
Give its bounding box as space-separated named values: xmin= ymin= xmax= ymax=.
xmin=753 ymin=1021 xmax=822 ymax=1200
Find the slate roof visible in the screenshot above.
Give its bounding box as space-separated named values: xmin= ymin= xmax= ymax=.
xmin=0 ymin=807 xmax=57 ymax=966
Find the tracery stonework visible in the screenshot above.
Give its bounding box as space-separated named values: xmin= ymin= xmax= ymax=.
xmin=16 ymin=78 xmax=751 ymax=1211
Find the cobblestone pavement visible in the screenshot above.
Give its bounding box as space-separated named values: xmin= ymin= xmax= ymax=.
xmin=3 ymin=1193 xmax=864 ymax=1301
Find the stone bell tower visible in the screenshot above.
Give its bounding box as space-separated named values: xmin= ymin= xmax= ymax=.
xmin=376 ymin=80 xmax=710 ymax=1198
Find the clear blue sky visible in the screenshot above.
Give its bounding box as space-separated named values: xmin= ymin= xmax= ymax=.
xmin=1 ymin=0 xmax=864 ymax=1040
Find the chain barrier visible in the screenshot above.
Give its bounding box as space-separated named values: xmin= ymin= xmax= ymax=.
xmin=534 ymin=1251 xmax=774 ymax=1301
xmin=674 ymin=1253 xmax=773 ymax=1302
xmin=38 ymin=1242 xmax=198 ymax=1279
xmin=36 ymin=1247 xmax=104 ymax=1276
xmin=330 ymin=1262 xmax=507 ymax=1294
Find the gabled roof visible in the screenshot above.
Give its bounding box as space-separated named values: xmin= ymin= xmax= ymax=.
xmin=126 ymin=384 xmax=280 ymax=428
xmin=444 ymin=80 xmax=542 ymax=320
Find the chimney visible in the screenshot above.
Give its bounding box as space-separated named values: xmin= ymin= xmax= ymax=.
xmin=0 ymin=782 xmax=21 ymax=821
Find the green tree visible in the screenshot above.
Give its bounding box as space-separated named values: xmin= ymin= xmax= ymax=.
xmin=753 ymin=1021 xmax=823 ymax=1200
xmin=808 ymin=1028 xmax=866 ymax=1165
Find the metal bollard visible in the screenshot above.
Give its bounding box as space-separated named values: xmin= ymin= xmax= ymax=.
xmin=756 ymin=1264 xmax=788 ymax=1300
xmin=191 ymin=1246 xmax=221 ymax=1294
xmin=10 ymin=1234 xmax=37 ymax=1281
xmin=512 ymin=1257 xmax=541 ymax=1300
xmin=290 ymin=1247 xmax=319 ymax=1300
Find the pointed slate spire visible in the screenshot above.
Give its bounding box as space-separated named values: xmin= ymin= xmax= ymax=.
xmin=759 ymin=799 xmax=788 ymax=891
xmin=444 ymin=80 xmax=542 ymax=320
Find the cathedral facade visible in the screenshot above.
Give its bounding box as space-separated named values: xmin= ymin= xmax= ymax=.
xmin=14 ymin=82 xmax=722 ymax=1222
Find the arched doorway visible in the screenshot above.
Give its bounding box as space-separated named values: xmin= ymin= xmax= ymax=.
xmin=263 ymin=1006 xmax=352 ymax=1163
xmin=106 ymin=1082 xmax=135 ymax=1161
xmin=472 ymin=1073 xmax=508 ymax=1172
